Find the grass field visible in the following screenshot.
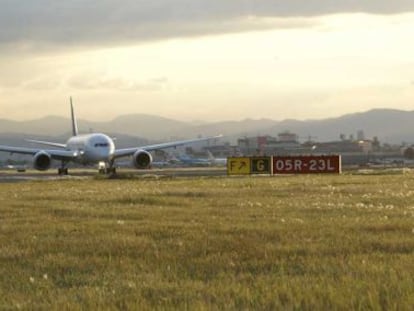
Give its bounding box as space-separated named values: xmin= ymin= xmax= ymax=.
xmin=1 ymin=173 xmax=414 ymax=310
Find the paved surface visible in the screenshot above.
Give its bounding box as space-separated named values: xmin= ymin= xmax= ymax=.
xmin=0 ymin=167 xmax=228 ymax=183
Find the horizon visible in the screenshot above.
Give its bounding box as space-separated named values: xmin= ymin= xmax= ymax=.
xmin=1 ymin=107 xmax=414 ymax=145
xmin=1 ymin=2 xmax=414 ymax=121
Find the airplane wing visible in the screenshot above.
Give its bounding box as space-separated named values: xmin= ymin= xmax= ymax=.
xmin=112 ymin=135 xmax=222 ymax=159
xmin=0 ymin=145 xmax=78 ymax=161
xmin=25 ymin=139 xmax=67 ymax=149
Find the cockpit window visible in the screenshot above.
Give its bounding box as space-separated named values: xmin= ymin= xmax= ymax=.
xmin=95 ymin=143 xmax=109 ymax=147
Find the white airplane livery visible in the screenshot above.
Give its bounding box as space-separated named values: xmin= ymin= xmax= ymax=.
xmin=0 ymin=98 xmax=221 ymax=174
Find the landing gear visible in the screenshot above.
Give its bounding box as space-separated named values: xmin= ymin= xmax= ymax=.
xmin=58 ymin=167 xmax=69 ymax=175
xmin=58 ymin=161 xmax=69 ymax=175
xmin=98 ymin=161 xmax=106 ymax=174
xmin=98 ymin=161 xmax=116 ymax=175
xmin=106 ymin=167 xmax=117 ymax=174
xmin=106 ymin=159 xmax=116 ymax=175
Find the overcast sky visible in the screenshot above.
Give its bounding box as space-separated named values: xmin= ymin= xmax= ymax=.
xmin=0 ymin=0 xmax=414 ymax=121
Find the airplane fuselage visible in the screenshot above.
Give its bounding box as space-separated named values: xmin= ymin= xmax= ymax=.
xmin=66 ymin=133 xmax=115 ymax=164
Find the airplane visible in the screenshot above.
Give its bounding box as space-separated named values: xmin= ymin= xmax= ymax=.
xmin=206 ymin=150 xmax=227 ymax=166
xmin=0 ymin=98 xmax=222 ymax=175
xmin=173 ymin=150 xmax=228 ymax=167
xmin=151 ymin=152 xmax=181 ymax=168
xmin=174 ymin=153 xmax=212 ymax=166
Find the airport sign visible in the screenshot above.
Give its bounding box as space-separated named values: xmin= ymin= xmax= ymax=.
xmin=250 ymin=157 xmax=272 ymax=174
xmin=273 ymin=155 xmax=341 ymax=174
xmin=227 ymin=157 xmax=251 ymax=175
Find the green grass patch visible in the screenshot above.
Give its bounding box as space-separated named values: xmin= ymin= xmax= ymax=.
xmin=1 ymin=174 xmax=414 ymax=309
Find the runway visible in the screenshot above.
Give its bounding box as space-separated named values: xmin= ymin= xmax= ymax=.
xmin=0 ymin=167 xmax=228 ymax=183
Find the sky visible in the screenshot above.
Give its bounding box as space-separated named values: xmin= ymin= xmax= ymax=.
xmin=0 ymin=0 xmax=414 ymax=122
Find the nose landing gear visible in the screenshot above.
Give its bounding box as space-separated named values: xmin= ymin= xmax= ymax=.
xmin=98 ymin=161 xmax=116 ymax=175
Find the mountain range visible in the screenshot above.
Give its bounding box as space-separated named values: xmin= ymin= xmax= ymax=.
xmin=0 ymin=109 xmax=413 ymax=146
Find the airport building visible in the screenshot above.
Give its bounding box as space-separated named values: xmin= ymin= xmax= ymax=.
xmin=229 ymin=132 xmax=404 ymax=166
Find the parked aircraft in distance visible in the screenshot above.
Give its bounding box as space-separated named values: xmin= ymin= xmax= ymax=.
xmin=151 ymin=153 xmax=180 ymax=168
xmin=165 ymin=150 xmax=227 ymax=167
xmin=175 ymin=153 xmax=212 ymax=166
xmin=206 ymin=150 xmax=227 ymax=166
xmin=0 ymin=98 xmax=222 ymax=174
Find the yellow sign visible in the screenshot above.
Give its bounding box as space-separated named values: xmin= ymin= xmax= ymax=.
xmin=227 ymin=157 xmax=251 ymax=175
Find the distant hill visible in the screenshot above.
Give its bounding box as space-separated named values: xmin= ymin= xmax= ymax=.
xmin=78 ymin=114 xmax=190 ymax=141
xmin=1 ymin=109 xmax=414 ymax=144
xmin=270 ymin=109 xmax=414 ymax=143
xmin=0 ymin=116 xmax=70 ymax=137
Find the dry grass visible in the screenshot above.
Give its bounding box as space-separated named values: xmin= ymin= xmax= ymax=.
xmin=1 ymin=173 xmax=414 ymax=310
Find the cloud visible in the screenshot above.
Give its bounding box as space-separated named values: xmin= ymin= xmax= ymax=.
xmin=23 ymin=77 xmax=62 ymax=90
xmin=67 ymin=75 xmax=169 ymax=92
xmin=1 ymin=0 xmax=413 ymax=50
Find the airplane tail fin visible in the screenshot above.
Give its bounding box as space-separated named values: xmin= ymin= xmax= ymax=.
xmin=206 ymin=150 xmax=215 ymax=161
xmin=70 ymin=97 xmax=79 ymax=136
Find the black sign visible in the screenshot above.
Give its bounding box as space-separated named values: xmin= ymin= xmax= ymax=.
xmin=250 ymin=157 xmax=271 ymax=174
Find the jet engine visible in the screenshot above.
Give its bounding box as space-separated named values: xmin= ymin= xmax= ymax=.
xmin=33 ymin=151 xmax=52 ymax=171
xmin=132 ymin=150 xmax=153 ymax=169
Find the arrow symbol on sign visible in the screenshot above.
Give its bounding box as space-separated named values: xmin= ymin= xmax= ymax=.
xmin=239 ymin=161 xmax=247 ymax=170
